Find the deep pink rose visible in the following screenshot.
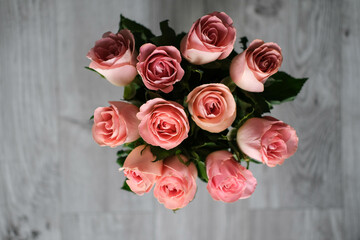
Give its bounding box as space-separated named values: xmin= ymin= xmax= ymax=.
xmin=121 ymin=145 xmax=163 ymax=195
xmin=180 ymin=12 xmax=236 ymax=65
xmin=237 ymin=117 xmax=298 ymax=167
xmin=137 ymin=44 xmax=184 ymax=93
xmin=92 ymin=101 xmax=140 ymax=148
xmin=87 ymin=30 xmax=138 ymax=86
xmin=137 ymin=98 xmax=190 ymax=150
xmin=206 ymin=150 xmax=257 ymax=202
xmin=186 ymin=83 xmax=236 ymax=133
xmin=153 ymin=155 xmax=197 ymax=209
xmin=230 ymin=39 xmax=283 ymax=92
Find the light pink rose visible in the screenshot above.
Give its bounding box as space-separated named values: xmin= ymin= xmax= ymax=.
xmin=230 ymin=39 xmax=283 ymax=92
xmin=121 ymin=145 xmax=163 ymax=195
xmin=206 ymin=150 xmax=257 ymax=202
xmin=237 ymin=117 xmax=298 ymax=167
xmin=136 ymin=43 xmax=184 ymax=93
xmin=186 ymin=83 xmax=236 ymax=133
xmin=180 ymin=12 xmax=236 ymax=65
xmin=153 ymin=155 xmax=197 ymax=209
xmin=137 ymin=98 xmax=190 ymax=150
xmin=92 ymin=101 xmax=140 ymax=148
xmin=87 ymin=30 xmax=138 ymax=86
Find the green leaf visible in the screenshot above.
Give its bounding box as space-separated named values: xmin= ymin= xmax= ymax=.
xmin=121 ymin=179 xmax=134 ymax=193
xmin=175 ymin=32 xmax=186 ymax=49
xmin=123 ymin=81 xmax=138 ymax=100
xmin=150 ymin=146 xmax=180 ymax=162
xmin=145 ymin=90 xmax=162 ymax=101
xmin=150 ymin=20 xmax=177 ymax=46
xmin=89 ymin=115 xmax=94 ymax=120
xmin=194 ymin=159 xmax=208 ymax=182
xmin=123 ymin=138 xmax=145 ymax=149
xmin=221 ymin=77 xmax=237 ymax=92
xmin=202 ymin=58 xmax=232 ymax=70
xmin=116 ymin=149 xmax=131 ymax=167
xmin=119 ymin=15 xmax=155 ymax=51
xmin=229 ymin=141 xmax=242 ymax=164
xmin=243 ymin=91 xmax=272 ymax=115
xmin=191 ymin=68 xmax=204 ymax=81
xmin=85 ymin=66 xmax=105 ymax=79
xmin=232 ymin=95 xmax=253 ymax=125
xmin=261 ymin=71 xmax=308 ymax=104
xmin=249 ymin=158 xmax=262 ymax=164
xmin=192 ymin=142 xmax=218 ymax=150
xmin=123 ymin=76 xmax=144 ymax=101
xmin=119 ymin=15 xmax=155 ymax=39
xmin=240 ymin=36 xmax=248 ymax=50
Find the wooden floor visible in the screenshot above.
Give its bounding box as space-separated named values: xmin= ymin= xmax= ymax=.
xmin=0 ymin=0 xmax=359 ymax=239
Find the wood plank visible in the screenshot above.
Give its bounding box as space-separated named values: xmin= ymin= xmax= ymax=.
xmin=0 ymin=0 xmax=60 ymax=239
xmin=341 ymin=0 xmax=360 ymax=239
xmin=61 ymin=212 xmax=154 ymax=240
xmin=249 ymin=209 xmax=343 ymax=240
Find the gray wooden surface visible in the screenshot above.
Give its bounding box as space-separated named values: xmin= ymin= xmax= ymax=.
xmin=0 ymin=0 xmax=359 ymax=239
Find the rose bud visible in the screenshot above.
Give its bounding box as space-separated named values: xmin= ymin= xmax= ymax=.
xmin=87 ymin=30 xmax=138 ymax=86
xmin=186 ymin=83 xmax=236 ymax=133
xmin=206 ymin=150 xmax=257 ymax=202
xmin=230 ymin=39 xmax=283 ymax=92
xmin=153 ymin=155 xmax=197 ymax=210
xmin=137 ymin=43 xmax=184 ymax=93
xmin=92 ymin=101 xmax=140 ymax=148
xmin=137 ymin=98 xmax=190 ymax=150
xmin=237 ymin=117 xmax=298 ymax=167
xmin=121 ymin=145 xmax=163 ymax=195
xmin=180 ymin=11 xmax=236 ymax=65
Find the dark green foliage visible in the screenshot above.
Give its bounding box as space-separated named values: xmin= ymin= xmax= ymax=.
xmin=150 ymin=146 xmax=182 ymax=162
xmin=240 ymin=36 xmax=249 ymax=50
xmin=150 ymin=20 xmax=177 ymax=46
xmin=118 ymin=15 xmax=155 ymax=51
xmin=260 ymin=71 xmax=308 ymax=104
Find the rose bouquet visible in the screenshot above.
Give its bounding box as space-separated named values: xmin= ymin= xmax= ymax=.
xmin=86 ymin=12 xmax=308 ymax=210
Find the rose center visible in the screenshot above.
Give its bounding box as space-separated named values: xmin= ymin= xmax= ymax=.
xmin=204 ymin=99 xmax=221 ymax=117
xmin=220 ymin=176 xmax=245 ymax=193
xmin=157 ymin=120 xmax=176 ymax=132
xmin=125 ymin=170 xmax=143 ymax=183
xmin=163 ymin=184 xmax=182 ymax=197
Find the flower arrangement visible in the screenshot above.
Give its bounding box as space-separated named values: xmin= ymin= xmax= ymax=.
xmin=86 ymin=12 xmax=308 ymax=210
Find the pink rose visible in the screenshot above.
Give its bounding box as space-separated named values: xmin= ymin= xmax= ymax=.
xmin=92 ymin=101 xmax=140 ymax=148
xmin=237 ymin=117 xmax=298 ymax=167
xmin=186 ymin=83 xmax=236 ymax=133
xmin=137 ymin=98 xmax=190 ymax=150
xmin=153 ymin=155 xmax=197 ymax=209
xmin=136 ymin=43 xmax=184 ymax=93
xmin=230 ymin=39 xmax=283 ymax=92
xmin=206 ymin=150 xmax=257 ymax=202
xmin=87 ymin=30 xmax=138 ymax=86
xmin=180 ymin=12 xmax=236 ymax=65
xmin=122 ymin=145 xmax=163 ymax=195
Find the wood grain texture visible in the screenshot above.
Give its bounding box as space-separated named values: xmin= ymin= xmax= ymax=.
xmin=0 ymin=0 xmax=358 ymax=239
xmin=341 ymin=0 xmax=360 ymax=239
xmin=0 ymin=0 xmax=60 ymax=239
xmin=61 ymin=212 xmax=154 ymax=240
